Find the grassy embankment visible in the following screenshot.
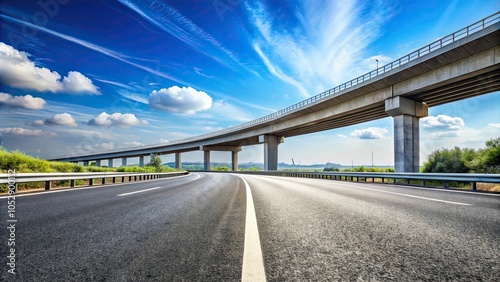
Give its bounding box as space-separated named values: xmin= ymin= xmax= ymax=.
xmin=0 ymin=150 xmax=181 ymax=193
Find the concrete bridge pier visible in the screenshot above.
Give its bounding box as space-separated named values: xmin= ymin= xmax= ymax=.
xmin=83 ymin=161 xmax=89 ymax=166
xmin=259 ymin=135 xmax=284 ymax=171
xmin=108 ymin=158 xmax=113 ymax=168
xmin=201 ymin=146 xmax=242 ymax=171
xmin=139 ymin=156 xmax=144 ymax=167
xmin=175 ymin=152 xmax=182 ymax=169
xmin=95 ymin=160 xmax=101 ymax=167
xmin=385 ymin=96 xmax=428 ymax=172
xmin=122 ymin=157 xmax=127 ymax=167
xmin=204 ymin=150 xmax=211 ymax=171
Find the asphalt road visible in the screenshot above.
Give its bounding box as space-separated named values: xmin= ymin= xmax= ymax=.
xmin=1 ymin=172 xmax=499 ymax=281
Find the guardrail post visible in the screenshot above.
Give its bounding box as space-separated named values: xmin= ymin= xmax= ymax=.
xmin=102 ymin=178 xmax=106 ymax=185
xmin=112 ymin=177 xmax=116 ymax=184
xmin=70 ymin=180 xmax=75 ymax=187
xmin=444 ymin=181 xmax=448 ymax=188
xmin=45 ymin=181 xmax=51 ymax=190
xmin=122 ymin=176 xmax=125 ymax=183
xmin=89 ymin=178 xmax=93 ymax=186
xmin=472 ymin=182 xmax=477 ymax=191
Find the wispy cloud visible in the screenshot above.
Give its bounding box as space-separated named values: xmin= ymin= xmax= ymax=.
xmin=246 ymin=0 xmax=390 ymax=98
xmin=118 ymin=0 xmax=249 ymax=72
xmin=0 ymin=14 xmax=190 ymax=86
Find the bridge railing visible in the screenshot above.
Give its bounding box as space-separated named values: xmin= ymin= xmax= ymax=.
xmin=196 ymin=170 xmax=500 ymax=192
xmin=0 ymin=171 xmax=189 ymax=192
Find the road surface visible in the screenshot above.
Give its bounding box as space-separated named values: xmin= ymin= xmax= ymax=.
xmin=1 ymin=172 xmax=498 ymax=281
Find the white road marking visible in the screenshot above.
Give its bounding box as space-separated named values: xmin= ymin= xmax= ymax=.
xmin=238 ymin=176 xmax=267 ymax=282
xmin=337 ymin=183 xmax=472 ymax=206
xmin=117 ymin=186 xmax=162 ymax=196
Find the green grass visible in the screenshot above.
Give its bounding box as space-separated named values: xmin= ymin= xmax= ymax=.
xmin=0 ymin=150 xmax=183 ymax=192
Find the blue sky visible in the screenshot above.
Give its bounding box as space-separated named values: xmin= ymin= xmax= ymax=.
xmin=0 ymin=0 xmax=499 ymax=166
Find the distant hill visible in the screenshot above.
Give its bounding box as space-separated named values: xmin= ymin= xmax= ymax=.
xmin=164 ymin=161 xmax=344 ymax=170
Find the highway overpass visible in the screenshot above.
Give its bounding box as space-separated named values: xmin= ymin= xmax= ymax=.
xmin=50 ymin=13 xmax=500 ymax=172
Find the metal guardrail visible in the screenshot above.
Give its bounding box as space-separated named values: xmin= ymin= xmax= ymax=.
xmin=195 ymin=170 xmax=500 ymax=192
xmin=52 ymin=12 xmax=500 ymax=160
xmin=0 ymin=171 xmax=189 ymax=192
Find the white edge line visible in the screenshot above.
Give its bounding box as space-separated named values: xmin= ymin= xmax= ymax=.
xmin=237 ymin=175 xmax=267 ymax=282
xmin=337 ymin=182 xmax=472 ymax=206
xmin=117 ymin=186 xmax=162 ymax=196
xmin=0 ymin=173 xmax=195 ymax=199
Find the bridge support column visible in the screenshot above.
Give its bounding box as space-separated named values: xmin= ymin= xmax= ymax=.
xmin=83 ymin=161 xmax=89 ymax=166
xmin=232 ymin=151 xmax=239 ymax=171
xmin=200 ymin=146 xmax=242 ymax=171
xmin=139 ymin=156 xmax=144 ymax=167
xmin=108 ymin=158 xmax=113 ymax=168
xmin=122 ymin=157 xmax=127 ymax=167
xmin=385 ymin=96 xmax=428 ymax=172
xmin=95 ymin=160 xmax=101 ymax=167
xmin=259 ymin=135 xmax=284 ymax=171
xmin=204 ymin=150 xmax=211 ymax=171
xmin=175 ymin=152 xmax=182 ymax=169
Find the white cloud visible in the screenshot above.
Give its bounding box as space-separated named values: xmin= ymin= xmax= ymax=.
xmin=338 ymin=134 xmax=347 ymax=138
xmin=88 ymin=112 xmax=148 ymax=127
xmin=351 ymin=127 xmax=388 ymax=139
xmin=40 ymin=113 xmax=78 ymax=126
xmin=0 ymin=92 xmax=46 ymax=109
xmin=0 ymin=42 xmax=99 ymax=94
xmin=83 ymin=142 xmax=115 ymax=151
xmin=149 ymin=86 xmax=212 ymax=114
xmin=159 ymin=138 xmax=169 ymax=143
xmin=488 ymin=123 xmax=500 ymax=128
xmin=0 ymin=127 xmax=56 ymax=136
xmin=421 ymin=115 xmax=464 ymax=130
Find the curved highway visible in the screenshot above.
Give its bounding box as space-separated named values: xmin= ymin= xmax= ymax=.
xmin=1 ymin=172 xmax=498 ymax=281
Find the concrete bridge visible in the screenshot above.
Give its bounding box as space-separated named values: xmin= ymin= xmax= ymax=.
xmin=50 ymin=13 xmax=500 ymax=172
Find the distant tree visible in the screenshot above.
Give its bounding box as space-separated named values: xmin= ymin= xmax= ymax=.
xmin=324 ymin=167 xmax=339 ymax=172
xmin=147 ymin=154 xmax=163 ymax=172
xmin=423 ymin=146 xmax=470 ymax=173
xmin=483 ymin=137 xmax=500 ymax=165
xmin=213 ymin=166 xmax=230 ymax=171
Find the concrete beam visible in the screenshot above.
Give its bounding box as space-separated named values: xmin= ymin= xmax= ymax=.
xmin=204 ymin=150 xmax=211 ymax=171
xmin=175 ymin=152 xmax=182 ymax=169
xmin=385 ymin=97 xmax=428 ymax=172
xmin=199 ymin=145 xmax=242 ymax=152
xmin=122 ymin=157 xmax=127 ymax=167
xmin=385 ymin=96 xmax=428 ymax=117
xmin=259 ymin=135 xmax=284 ymax=171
